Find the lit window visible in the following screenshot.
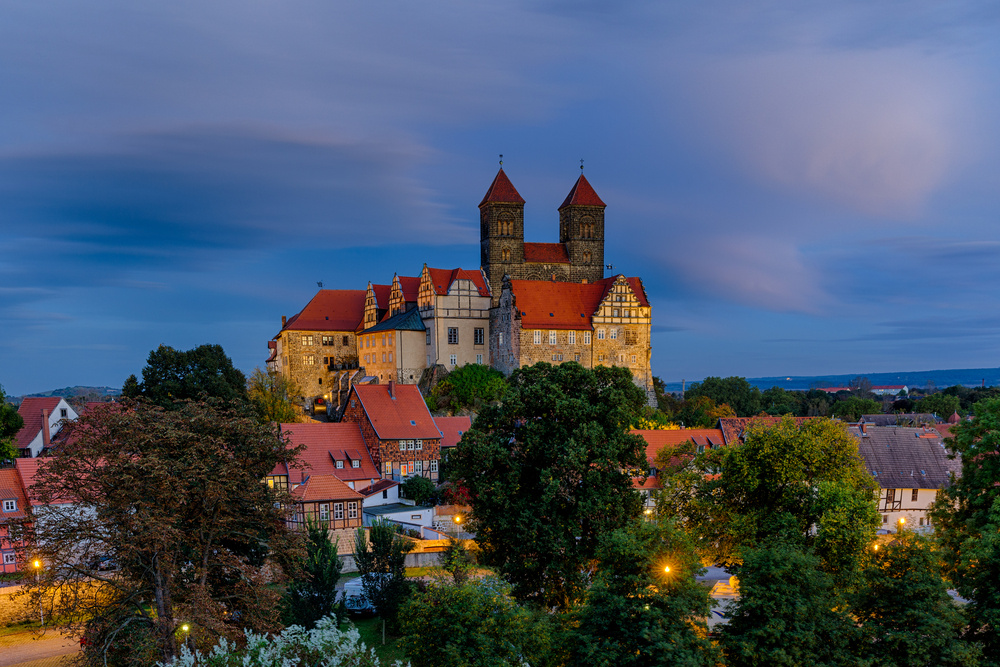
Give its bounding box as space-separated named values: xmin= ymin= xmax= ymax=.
xmin=302 ymin=335 xmax=314 ymax=346
xmin=384 ymin=462 xmax=392 ymax=476
xmin=584 ymin=332 xmax=591 ymax=345
xmin=450 ymin=354 xmax=457 ymax=366
xmin=534 ymin=331 xmax=541 ymax=344
xmin=597 ymin=329 xmax=605 ymax=340
xmin=304 ymin=355 xmax=315 ymax=366
xmin=319 ymin=504 xmax=330 ymax=521
xmin=568 ymin=331 xmax=576 ymax=345
xmin=499 ymin=332 xmax=504 ymax=345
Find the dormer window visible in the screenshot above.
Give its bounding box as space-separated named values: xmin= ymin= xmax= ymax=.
xmin=352 ymin=460 xmax=360 ymax=468
xmin=336 ymin=460 xmax=344 ymax=469
xmin=2 ymin=499 xmax=16 ymax=513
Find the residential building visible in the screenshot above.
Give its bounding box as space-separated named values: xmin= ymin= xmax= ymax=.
xmin=632 ymin=428 xmax=727 ymax=510
xmin=14 ymin=397 xmax=77 ymax=457
xmin=417 ymin=265 xmax=491 ymax=371
xmin=0 ymin=467 xmax=30 ymax=572
xmin=363 ymin=503 xmax=435 ymax=531
xmin=717 ymin=416 xmax=817 ymax=446
xmin=269 ymin=422 xmax=388 ymax=495
xmin=342 ymin=382 xmax=442 ymax=482
xmin=434 ymin=416 xmax=472 ymax=452
xmin=289 ymin=475 xmax=364 ymax=534
xmin=872 ymin=385 xmax=908 ymax=396
xmin=358 ymin=309 xmax=427 ymax=384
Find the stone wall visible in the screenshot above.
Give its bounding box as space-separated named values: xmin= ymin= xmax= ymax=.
xmin=277 ymin=329 xmax=358 ymax=404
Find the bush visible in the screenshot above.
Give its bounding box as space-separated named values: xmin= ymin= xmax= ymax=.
xmin=400 ymin=475 xmax=436 ymax=506
xmin=428 ymin=365 xmax=507 ymax=412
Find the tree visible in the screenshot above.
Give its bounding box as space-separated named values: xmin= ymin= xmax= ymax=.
xmin=931 ymin=397 xmax=1000 ymax=662
xmin=656 ymin=416 xmax=879 ymax=571
xmin=917 ymin=392 xmax=961 ymax=418
xmin=761 ymin=386 xmax=803 ymax=416
xmin=685 ymin=376 xmax=762 ymax=417
xmin=247 ymin=367 xmax=302 ymax=424
xmin=428 ymin=363 xmax=507 ymax=412
xmin=851 ymin=529 xmax=981 ymax=667
xmin=400 ymin=475 xmax=435 ymax=506
xmin=284 ymin=518 xmax=344 ymax=630
xmin=440 ymin=536 xmax=474 ymax=584
xmin=129 ymin=344 xmax=247 ymax=408
xmin=828 ymin=396 xmax=882 ymax=421
xmin=570 ymin=520 xmax=718 ymax=667
xmin=20 ymin=398 xmax=304 ymax=666
xmin=849 ymin=376 xmax=875 ymax=399
xmin=674 ymin=395 xmax=736 ymax=429
xmin=399 ymin=577 xmax=552 ymax=667
xmin=448 ymin=362 xmax=648 ymax=609
xmin=0 ymin=383 xmax=23 ymax=461
xmin=721 ymin=542 xmax=860 ymax=667
xmin=353 ymin=518 xmax=414 ymax=635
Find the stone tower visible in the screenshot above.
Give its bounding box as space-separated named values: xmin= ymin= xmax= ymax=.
xmin=479 ymin=168 xmax=525 ymax=300
xmin=559 ymin=174 xmax=606 ymax=284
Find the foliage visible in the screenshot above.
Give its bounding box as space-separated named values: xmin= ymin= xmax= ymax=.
xmin=631 ymin=406 xmax=680 ymax=430
xmin=157 ymin=615 xmax=403 ymax=667
xmin=761 ymin=386 xmax=803 ymax=416
xmin=848 ymin=376 xmax=875 ymax=399
xmin=353 ymin=519 xmax=415 ymax=627
xmin=828 ymin=396 xmax=882 ymax=421
xmin=685 ymin=376 xmax=762 ymax=417
xmin=851 ymin=530 xmax=981 ymax=667
xmin=0 ymin=383 xmax=23 ymax=461
xmin=428 ymin=364 xmax=507 ymax=412
xmin=128 ymin=344 xmax=248 ymax=408
xmin=674 ymin=395 xmax=736 ymax=428
xmin=285 ymin=518 xmax=344 ymax=630
xmin=400 ymin=475 xmax=436 ymax=506
xmin=917 ymin=392 xmax=961 ymax=418
xmin=21 ymin=398 xmax=304 ymax=665
xmin=571 ymin=520 xmax=718 ymax=667
xmin=247 ymin=367 xmax=302 ymax=423
xmin=399 ymin=577 xmax=550 ymax=667
xmin=721 ymin=542 xmax=861 ymax=667
xmin=448 ymin=362 xmax=648 ymax=609
xmin=656 ymin=416 xmax=879 ymax=570
xmin=441 ymin=537 xmax=475 ymax=584
xmin=931 ymin=397 xmax=1000 ymax=663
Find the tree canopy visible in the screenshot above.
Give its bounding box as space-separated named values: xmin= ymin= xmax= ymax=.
xmin=123 ymin=344 xmax=247 ymax=408
xmin=0 ymin=383 xmax=23 ymax=461
xmin=284 ymin=518 xmax=344 ymax=630
xmin=916 ymin=392 xmax=962 ymax=418
xmin=828 ymin=396 xmax=881 ymax=421
xmin=427 ymin=363 xmax=507 ymax=413
xmin=448 ymin=362 xmax=648 ymax=609
xmin=247 ymin=367 xmax=302 ymax=423
xmin=685 ymin=376 xmax=762 ymax=417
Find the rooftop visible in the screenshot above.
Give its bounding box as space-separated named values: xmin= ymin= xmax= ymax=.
xmin=479 ymin=168 xmax=525 ymax=206
xmin=848 ymin=425 xmax=959 ymax=490
xmin=363 ymin=502 xmax=434 ymax=516
xmin=291 ymin=474 xmax=363 ymax=502
xmin=523 ymin=242 xmax=570 ymax=264
xmin=352 ymin=383 xmax=442 ymax=440
xmin=281 ymin=290 xmax=367 ymax=333
xmin=273 ymin=422 xmax=381 ymax=484
xmin=15 ymin=397 xmax=64 ymax=451
xmin=425 ymin=267 xmax=490 ymax=297
xmin=508 ymin=275 xmax=649 ymax=330
xmin=559 ymin=174 xmax=606 ymax=209
xmin=434 ymin=416 xmax=471 ymax=448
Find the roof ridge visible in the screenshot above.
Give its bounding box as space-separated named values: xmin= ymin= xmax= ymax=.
xmin=479 ymin=168 xmax=525 ymax=207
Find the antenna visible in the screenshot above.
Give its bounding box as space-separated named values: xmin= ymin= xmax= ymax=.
xmin=317 ymin=281 xmax=324 ymax=289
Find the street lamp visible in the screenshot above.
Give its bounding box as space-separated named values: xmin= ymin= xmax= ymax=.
xmin=33 ymin=560 xmax=43 ymax=626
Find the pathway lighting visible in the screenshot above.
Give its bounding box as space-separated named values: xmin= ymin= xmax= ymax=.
xmin=664 ymin=566 xmax=670 ymax=574
xmin=453 ymin=515 xmax=463 ymax=525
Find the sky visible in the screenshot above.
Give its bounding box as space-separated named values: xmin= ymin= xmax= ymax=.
xmin=3 ymin=1 xmax=1000 ymax=396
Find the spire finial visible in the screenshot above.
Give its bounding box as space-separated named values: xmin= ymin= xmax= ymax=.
xmin=499 ymin=154 xmax=503 ymax=167
xmin=580 ymin=158 xmax=584 ymax=172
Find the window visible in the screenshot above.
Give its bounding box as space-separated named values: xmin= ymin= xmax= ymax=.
xmin=499 ymin=332 xmax=504 ymax=345
xmin=568 ymin=331 xmax=576 ymax=345
xmin=430 ymin=460 xmax=438 ymax=473
xmin=385 ymin=462 xmax=392 ymax=476
xmin=383 ymin=489 xmax=388 ymax=499
xmin=388 ymin=352 xmax=393 ymax=362
xmin=334 ymin=503 xmax=344 ymax=520
xmin=381 ymin=334 xmax=386 ymax=346
xmin=882 ymin=515 xmax=888 ymax=524
xmin=476 ymin=354 xmax=483 ymax=364
xmin=426 ymin=330 xmax=431 ymax=345
xmin=598 ymin=355 xmax=604 ymax=362
xmin=450 ymin=354 xmax=457 ymax=366
xmin=631 ymin=355 xmax=636 ymax=363
xmin=533 ymin=331 xmax=541 ymax=344
xmin=60 ymin=408 xmax=68 ymax=418
xmin=2 ymin=553 xmax=14 ymax=565
xmin=322 ymin=335 xmax=333 ymax=345
xmin=400 ymin=463 xmax=408 ymax=476
xmin=408 ymin=440 xmax=415 ymax=451
xmin=624 ymin=309 xmax=630 ymax=318
xmin=364 ymin=354 xmax=370 ymax=363
xmin=2 ymin=499 xmax=16 ymax=512
xmin=584 ymin=332 xmax=591 ymax=345
xmin=301 ymin=335 xmax=314 ymax=346
xmin=474 ymin=328 xmax=484 ymax=345
xmin=919 ymin=517 xmax=924 ymax=526
xmin=352 ymin=459 xmax=360 ymax=468
xmin=583 ymin=250 xmax=591 ymax=263
xmin=549 ymin=331 xmax=557 ymax=345
xmin=399 ymin=441 xmax=406 ymax=451
xmin=911 ymin=488 xmax=919 ymax=502
xmin=319 ymin=504 xmax=330 ymax=521
xmin=415 ymin=460 xmax=423 ymax=473
xmin=348 ymin=502 xmax=358 ymax=519
xmin=448 ymin=328 xmax=459 ymax=344
xmin=575 ymin=354 xmax=580 ymax=361
xmin=613 ymin=309 xmax=619 ymax=317
xmin=336 ymin=460 xmax=344 ymax=469
xmin=382 ymin=353 xmax=386 ymax=362
xmin=416 ymin=440 xmax=423 ymax=450
xmin=597 ymin=329 xmax=605 ymax=340
xmin=304 ymin=355 xmax=315 ymax=366
xmin=502 ymin=248 xmax=511 ymax=261
xmin=342 ymin=335 xmax=349 ymax=346
xmin=610 ymin=329 xmax=618 ymax=340
xmin=265 ymin=475 xmax=288 ymax=490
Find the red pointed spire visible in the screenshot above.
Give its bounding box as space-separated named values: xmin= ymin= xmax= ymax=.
xmin=479 ymin=168 xmax=525 ymax=207
xmin=559 ymin=174 xmax=606 ymax=209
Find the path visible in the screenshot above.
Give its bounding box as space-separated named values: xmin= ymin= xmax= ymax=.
xmin=0 ymin=630 xmax=79 ymax=667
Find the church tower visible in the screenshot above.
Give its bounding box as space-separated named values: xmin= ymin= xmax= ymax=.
xmin=559 ymin=173 xmax=606 ymax=284
xmin=480 ymin=168 xmax=525 ymax=301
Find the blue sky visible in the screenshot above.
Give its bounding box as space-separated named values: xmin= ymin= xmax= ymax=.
xmin=3 ymin=1 xmax=1000 ymax=395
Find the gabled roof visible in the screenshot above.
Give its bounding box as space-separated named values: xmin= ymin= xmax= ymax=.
xmin=479 ymin=168 xmax=525 ymax=206
xmin=426 ymin=267 xmax=490 ymax=297
xmin=559 ymin=174 xmax=606 ymax=209
xmin=0 ymin=468 xmax=30 ymax=520
xmin=291 ymin=474 xmax=364 ymax=503
xmin=368 ymin=308 xmax=426 ymax=334
xmin=848 ymin=425 xmax=958 ymax=490
xmin=397 ymin=276 xmax=421 ymax=302
xmin=352 ymin=384 xmax=442 ymax=440
xmin=360 ymin=478 xmax=399 ymax=498
xmin=632 ymin=429 xmax=726 ymax=467
xmin=434 ymin=416 xmax=472 ymax=448
xmin=274 ymin=422 xmax=380 ymax=484
xmin=507 ymin=275 xmax=647 ymax=331
xmin=281 ymin=290 xmax=367 ymax=333
xmin=15 ymin=458 xmax=74 ymax=506
xmin=372 ymin=284 xmax=391 ymax=309
xmin=15 ymin=397 xmax=62 ymax=451
xmin=523 ymin=243 xmax=570 ymax=264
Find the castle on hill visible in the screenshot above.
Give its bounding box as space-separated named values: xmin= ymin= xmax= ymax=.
xmin=268 ymin=167 xmax=654 ymax=412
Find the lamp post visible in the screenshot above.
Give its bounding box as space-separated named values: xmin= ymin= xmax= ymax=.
xmin=452 ymin=514 xmax=463 ymax=539
xmin=33 ymin=560 xmax=42 ymax=626
xmin=897 ymin=517 xmax=906 ymax=533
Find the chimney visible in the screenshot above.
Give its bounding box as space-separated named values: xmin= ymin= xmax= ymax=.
xmin=860 ymin=423 xmax=867 ymax=436
xmin=42 ymin=409 xmax=51 ymax=447
xmin=388 ymin=379 xmax=395 ymax=399
xmin=281 ymin=315 xmax=287 ymax=327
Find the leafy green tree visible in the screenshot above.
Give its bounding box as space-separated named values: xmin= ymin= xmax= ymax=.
xmin=674 ymin=395 xmax=736 ymax=428
xmin=685 ymin=376 xmax=762 ymax=417
xmin=721 ymin=542 xmax=861 ymax=667
xmin=931 ymin=397 xmax=1000 ymax=662
xmin=441 ymin=536 xmax=475 ymax=584
xmin=247 ymin=367 xmax=302 ymax=423
xmin=0 ymin=383 xmax=23 ymax=461
xmin=448 ymin=362 xmax=648 ymax=609
xmin=121 ymin=374 xmax=141 ymax=399
xmin=399 ymin=577 xmax=553 ymax=667
xmin=851 ymin=530 xmax=981 ymax=667
xmin=828 ymin=396 xmax=882 ymax=421
xmin=22 ymin=398 xmax=304 ymax=666
xmin=429 ymin=364 xmax=507 ymax=412
xmin=353 ymin=518 xmax=414 ymax=634
xmin=401 ymin=475 xmax=436 ymax=506
xmin=130 ymin=344 xmax=248 ymax=408
xmin=571 ymin=520 xmax=718 ymax=667
xmin=657 ymin=416 xmax=879 ymax=571
xmin=917 ymin=392 xmax=961 ymax=418
xmin=284 ymin=518 xmax=344 ymax=630
xmin=761 ymin=386 xmax=803 ymax=416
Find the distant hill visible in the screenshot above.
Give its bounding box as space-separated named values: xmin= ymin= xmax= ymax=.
xmin=662 ymin=367 xmax=1000 ymax=393
xmin=11 ymin=385 xmax=121 ymax=406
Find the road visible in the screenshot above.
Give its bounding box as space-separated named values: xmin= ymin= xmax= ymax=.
xmin=0 ymin=630 xmax=79 ymax=667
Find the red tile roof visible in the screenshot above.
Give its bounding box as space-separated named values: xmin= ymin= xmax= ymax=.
xmin=717 ymin=416 xmax=818 ymax=445
xmin=632 ymin=475 xmax=662 ymax=491
xmin=14 ymin=458 xmax=75 ymax=506
xmin=523 ymin=243 xmax=570 ymax=264
xmin=0 ymin=468 xmax=29 ymax=520
xmin=509 ymin=275 xmax=648 ymax=330
xmin=559 ymin=174 xmax=606 ymax=209
xmin=274 ymin=422 xmax=380 ymax=485
xmin=15 ymin=397 xmax=62 ymax=451
xmin=479 ymin=168 xmax=525 ymax=206
xmin=291 ymin=474 xmax=363 ymax=502
xmin=398 ymin=276 xmax=421 ymax=302
xmin=434 ymin=416 xmax=472 ymax=448
xmin=352 ymin=384 xmax=442 ymax=440
xmin=360 ymin=478 xmax=399 ymax=498
xmin=632 ymin=429 xmax=726 ymax=467
xmin=282 ymin=290 xmax=367 ymax=333
xmin=426 ymin=268 xmax=490 ymax=297
xmin=372 ymin=284 xmax=391 ymax=309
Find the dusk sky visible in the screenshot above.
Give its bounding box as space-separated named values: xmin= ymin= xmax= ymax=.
xmin=3 ymin=1 xmax=1000 ymax=396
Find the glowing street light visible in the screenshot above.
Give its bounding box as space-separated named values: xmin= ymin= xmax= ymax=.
xmin=453 ymin=515 xmax=463 ymax=525
xmin=664 ymin=565 xmax=671 ymax=574
xmin=181 ymin=624 xmax=190 ymax=633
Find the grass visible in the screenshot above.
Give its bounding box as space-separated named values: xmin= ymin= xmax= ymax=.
xmin=350 ymin=616 xmax=409 ymax=663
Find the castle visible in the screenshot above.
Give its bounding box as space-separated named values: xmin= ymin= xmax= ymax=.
xmin=268 ymin=166 xmax=654 ymax=411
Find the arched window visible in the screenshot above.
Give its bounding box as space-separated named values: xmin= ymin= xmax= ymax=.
xmin=498 ymin=213 xmax=513 ymax=236
xmin=502 ymin=248 xmax=511 ymax=262
xmin=582 ymin=250 xmax=591 ymax=263
xmin=581 ymin=216 xmax=595 ymax=239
